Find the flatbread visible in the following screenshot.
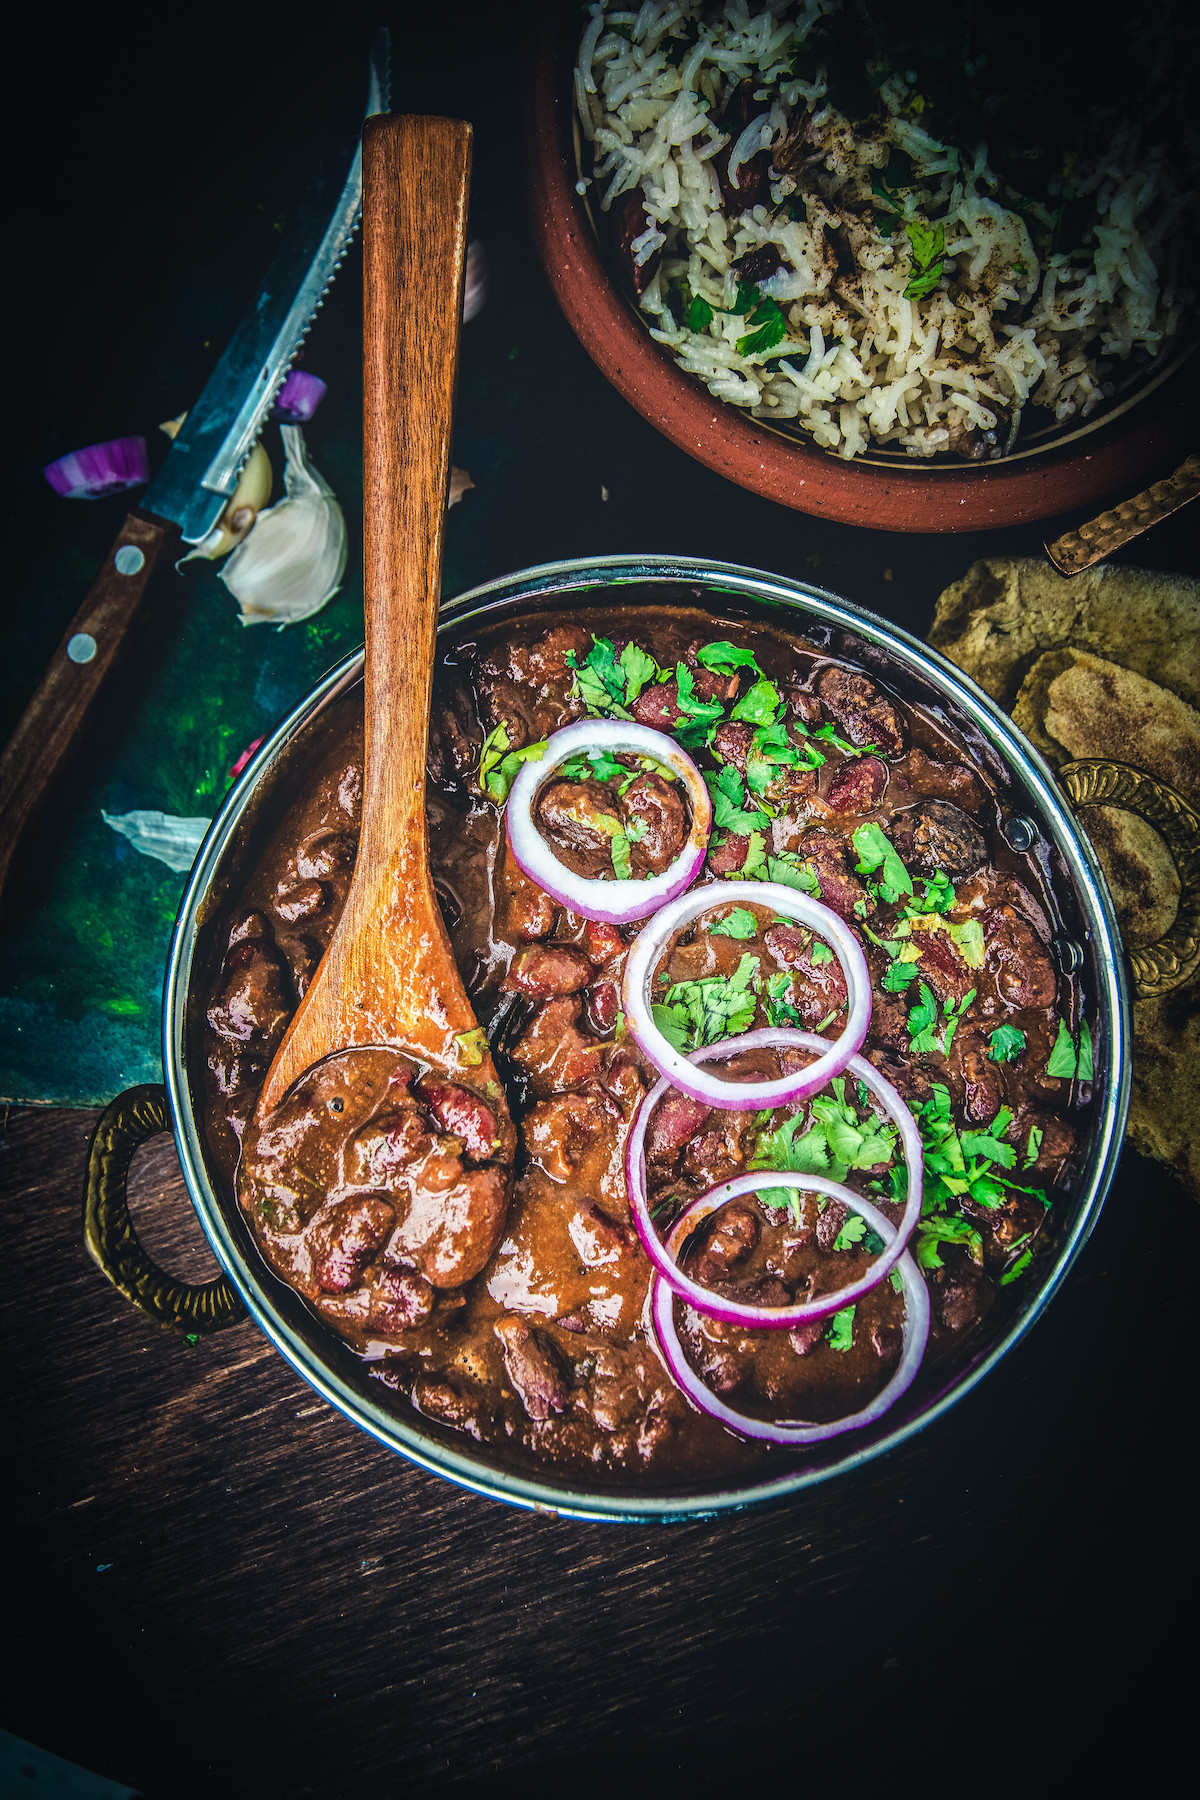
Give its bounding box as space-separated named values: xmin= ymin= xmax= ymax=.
xmin=931 ymin=563 xmax=1200 ymax=1202
xmin=929 ymin=558 xmax=1200 ymax=712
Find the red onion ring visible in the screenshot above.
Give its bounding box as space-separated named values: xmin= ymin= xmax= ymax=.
xmin=505 ymin=720 xmax=712 ymax=924
xmin=626 ymin=1028 xmax=923 ymax=1327
xmin=649 ymin=1185 xmax=930 ymax=1445
xmin=621 ymin=886 xmax=871 ymax=1109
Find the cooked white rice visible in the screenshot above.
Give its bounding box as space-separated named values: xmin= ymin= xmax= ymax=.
xmin=574 ymin=0 xmax=1191 ymax=460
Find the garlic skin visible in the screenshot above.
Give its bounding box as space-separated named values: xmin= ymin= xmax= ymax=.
xmin=102 ymin=809 xmax=210 ymax=873
xmin=463 ymin=239 xmax=489 ymax=323
xmin=177 ymin=440 xmax=274 ymax=564
xmin=220 ymin=425 xmax=347 ymax=628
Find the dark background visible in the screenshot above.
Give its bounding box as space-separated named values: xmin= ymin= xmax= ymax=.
xmin=3 ymin=3 xmax=1195 ymax=1794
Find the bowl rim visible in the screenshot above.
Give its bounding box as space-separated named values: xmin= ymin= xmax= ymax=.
xmin=164 ymin=553 xmax=1131 ymax=1522
xmin=527 ymin=15 xmax=1195 ymax=534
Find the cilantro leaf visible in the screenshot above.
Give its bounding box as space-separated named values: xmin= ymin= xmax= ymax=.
xmin=750 ymin=1109 xmax=830 ymax=1177
xmin=685 ymin=291 xmax=715 ymax=332
xmin=810 ymin=942 xmax=834 ymax=966
xmin=1023 ymin=1125 xmax=1043 ymax=1169
xmin=718 ymin=827 xmax=769 ymax=882
xmin=907 ymin=870 xmax=955 ymax=915
xmin=903 ymin=218 xmax=945 ymax=302
xmin=710 ymin=906 xmax=759 ymax=940
xmin=907 ymin=982 xmax=940 ymax=1053
xmin=904 ymin=264 xmax=944 ymax=301
xmin=953 ymin=919 xmax=985 ymax=969
xmin=658 ymin=953 xmax=760 ymax=1051
xmin=915 ymin=1216 xmax=983 ymax=1270
xmin=730 ymin=677 xmax=783 ymax=727
xmin=737 ymin=310 xmax=788 ymax=356
xmin=696 ymin=641 xmax=760 ymax=678
xmin=812 ymin=721 xmax=874 ymax=757
xmin=851 ymin=822 xmax=913 ymax=899
xmin=567 ymin=637 xmax=634 ymax=719
xmin=881 ymin=951 xmax=921 ymax=992
xmin=766 ymin=852 xmax=821 ymax=895
xmin=480 ymin=724 xmax=548 ymax=804
xmin=760 ymin=970 xmax=801 ymax=1029
xmin=827 ymin=1305 xmax=855 ymax=1352
xmin=1046 ymin=1019 xmax=1079 ymax=1079
xmin=833 ymin=1212 xmax=867 ymax=1251
xmin=674 ymin=663 xmax=726 ymax=740
xmin=727 ymin=280 xmax=763 ymax=316
xmin=960 ymin=1128 xmax=1017 ymax=1170
xmin=1000 ymin=1248 xmax=1034 ymax=1286
xmin=619 ymin=641 xmax=658 ymax=704
xmin=705 ymin=765 xmax=769 ymax=836
xmin=988 ymin=1024 xmax=1027 ymax=1064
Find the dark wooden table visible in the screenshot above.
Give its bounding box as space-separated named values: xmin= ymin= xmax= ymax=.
xmin=4 ymin=6 xmax=1196 ymax=1792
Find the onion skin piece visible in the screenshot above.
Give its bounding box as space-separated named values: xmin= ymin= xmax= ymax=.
xmin=270 ymin=369 xmax=328 ymax=423
xmin=649 ymin=1183 xmax=930 ymax=1446
xmin=622 ymin=885 xmax=871 ymax=1110
xmin=504 ymin=720 xmax=712 ymax=925
xmin=43 ymin=436 xmax=149 ymax=500
xmin=625 ymin=1026 xmax=924 ymax=1328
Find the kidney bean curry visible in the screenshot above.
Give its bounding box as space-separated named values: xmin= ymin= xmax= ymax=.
xmin=201 ymin=603 xmax=1092 ymax=1483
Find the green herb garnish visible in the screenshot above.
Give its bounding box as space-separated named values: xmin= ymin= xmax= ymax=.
xmin=852 ymin=822 xmax=913 ymax=900
xmin=709 ymin=906 xmax=759 ymax=940
xmin=827 ymin=1305 xmax=856 ymax=1352
xmin=652 ymin=953 xmax=760 ymax=1052
xmin=1047 ymin=1018 xmax=1092 ymax=1080
xmin=988 ymin=1024 xmax=1027 ymax=1064
xmin=705 ymin=765 xmax=769 ymax=836
xmin=478 ymin=722 xmax=548 ymax=803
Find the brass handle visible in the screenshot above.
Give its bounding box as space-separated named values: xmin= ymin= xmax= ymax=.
xmin=83 ymin=1084 xmax=245 ymax=1333
xmin=1044 ymin=453 xmax=1200 ymax=576
xmin=1057 ymin=758 xmax=1200 ymax=999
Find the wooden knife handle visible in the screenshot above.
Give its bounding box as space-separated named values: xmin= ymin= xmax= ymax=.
xmin=0 ymin=509 xmax=176 ymax=909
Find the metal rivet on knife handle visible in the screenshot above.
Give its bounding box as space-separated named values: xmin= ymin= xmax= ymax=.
xmin=1044 ymin=452 xmax=1200 ymax=576
xmin=113 ymin=545 xmax=146 ymax=576
xmin=67 ymin=634 xmax=98 ymax=664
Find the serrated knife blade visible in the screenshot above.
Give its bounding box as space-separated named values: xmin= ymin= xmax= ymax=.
xmin=146 ymin=27 xmax=392 ymax=542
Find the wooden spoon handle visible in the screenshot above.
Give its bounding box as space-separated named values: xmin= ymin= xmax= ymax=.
xmin=360 ymin=114 xmax=473 ymax=873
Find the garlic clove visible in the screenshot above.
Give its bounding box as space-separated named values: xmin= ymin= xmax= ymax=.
xmin=176 ymin=440 xmax=274 ymax=565
xmin=219 ymin=424 xmax=347 ymax=628
xmin=448 ymin=466 xmax=475 ymax=507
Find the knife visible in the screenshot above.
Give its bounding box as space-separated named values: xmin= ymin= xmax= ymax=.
xmin=0 ymin=30 xmax=391 ymax=912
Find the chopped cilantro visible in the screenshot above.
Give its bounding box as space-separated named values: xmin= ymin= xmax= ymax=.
xmin=710 ymin=906 xmax=759 ymax=940
xmin=730 ymin=676 xmax=783 ymax=727
xmin=653 ymin=953 xmax=760 ymax=1052
xmin=619 ymin=641 xmax=657 ymax=704
xmin=999 ymin=1248 xmax=1034 ymax=1286
xmin=881 ymin=946 xmax=921 ymax=992
xmin=1024 ymin=1125 xmax=1043 ymax=1169
xmin=760 ymin=969 xmax=801 ymax=1030
xmin=558 ymin=748 xmax=628 ymax=788
xmin=812 ymin=721 xmax=875 ymax=757
xmin=674 ymin=662 xmax=726 ymax=745
xmin=686 ymin=291 xmax=715 ymax=332
xmin=810 ymin=942 xmax=834 ymax=966
xmin=903 ymin=218 xmax=945 ymax=301
xmin=696 ymin=641 xmax=760 ymax=678
xmin=478 ymin=722 xmax=548 ymax=803
xmin=1046 ymin=1019 xmax=1080 ymax=1079
xmin=705 ymin=765 xmax=769 ymax=836
xmin=827 ymin=1305 xmax=856 ymax=1352
xmin=851 ymin=822 xmax=913 ymax=899
xmin=833 ymin=1213 xmax=867 ymax=1251
xmin=907 ymin=981 xmax=940 ymax=1052
xmin=915 ymin=1215 xmax=983 ymax=1270
xmin=906 ymin=870 xmax=955 ymax=916
xmin=988 ymin=1024 xmax=1027 ymax=1064
xmin=717 ymin=827 xmax=769 ymax=882
xmin=750 ymin=1109 xmax=830 ymax=1184
xmin=953 ymin=919 xmax=985 ymax=969
xmin=766 ymin=852 xmax=821 ymax=895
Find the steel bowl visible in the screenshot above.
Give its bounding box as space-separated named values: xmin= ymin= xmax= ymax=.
xmin=86 ymin=555 xmax=1133 ymax=1521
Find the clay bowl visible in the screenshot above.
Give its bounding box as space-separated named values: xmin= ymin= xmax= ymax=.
xmin=85 ymin=557 xmax=1130 ymax=1522
xmin=527 ymin=13 xmax=1196 ymax=533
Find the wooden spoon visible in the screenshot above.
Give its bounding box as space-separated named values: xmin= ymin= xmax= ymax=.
xmin=257 ymin=114 xmax=505 ymax=1121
